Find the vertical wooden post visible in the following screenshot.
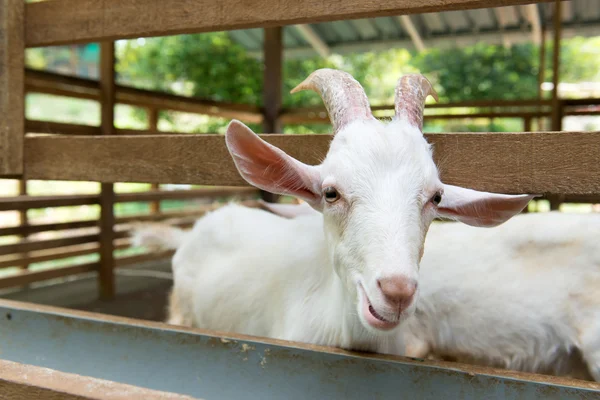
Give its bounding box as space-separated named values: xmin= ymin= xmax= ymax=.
xmin=523 ymin=116 xmax=532 ymax=133
xmin=99 ymin=42 xmax=116 ymax=300
xmin=537 ymin=22 xmax=546 ymax=132
xmin=148 ymin=108 xmax=160 ymax=213
xmin=261 ymin=27 xmax=283 ymax=203
xmin=18 ymin=179 xmax=30 ymax=271
xmin=0 ymin=0 xmax=24 ymax=176
xmin=550 ymin=0 xmax=562 ymax=132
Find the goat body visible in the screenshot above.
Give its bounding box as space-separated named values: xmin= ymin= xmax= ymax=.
xmin=148 ymin=204 xmax=405 ymax=355
xmin=135 ymin=209 xmax=600 ymax=381
xmin=406 ymin=211 xmax=600 ymax=381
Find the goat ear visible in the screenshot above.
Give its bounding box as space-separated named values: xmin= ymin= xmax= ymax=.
xmin=226 ymin=120 xmax=321 ymax=204
xmin=259 ymin=200 xmax=318 ymax=219
xmin=437 ymin=184 xmax=536 ymax=227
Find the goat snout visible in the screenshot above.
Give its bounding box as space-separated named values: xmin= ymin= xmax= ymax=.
xmin=378 ymin=277 xmax=417 ymax=310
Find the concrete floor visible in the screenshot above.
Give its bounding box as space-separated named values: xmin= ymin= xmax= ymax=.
xmin=0 ymin=259 xmax=173 ymax=322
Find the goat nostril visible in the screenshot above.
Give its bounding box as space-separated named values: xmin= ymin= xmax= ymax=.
xmin=378 ymin=277 xmax=417 ymax=307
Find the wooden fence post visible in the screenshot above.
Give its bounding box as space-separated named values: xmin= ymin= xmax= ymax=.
xmin=99 ymin=42 xmax=116 ymax=300
xmin=0 ymin=0 xmax=24 ymax=176
xmin=550 ymin=0 xmax=562 ymax=132
xmin=148 ymin=107 xmax=161 ymax=213
xmin=261 ymin=27 xmax=283 ymax=203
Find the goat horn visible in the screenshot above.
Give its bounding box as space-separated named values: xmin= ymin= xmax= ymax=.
xmin=291 ymin=68 xmax=374 ymax=134
xmin=394 ymin=74 xmax=439 ymax=131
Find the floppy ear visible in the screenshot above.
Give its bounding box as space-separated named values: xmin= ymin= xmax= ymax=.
xmin=226 ymin=120 xmax=321 ymax=205
xmin=437 ymin=184 xmax=536 ymax=227
xmin=259 ymin=200 xmax=319 ymax=219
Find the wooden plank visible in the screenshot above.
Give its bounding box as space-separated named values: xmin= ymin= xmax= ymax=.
xmin=282 ymin=111 xmax=552 ymax=125
xmin=24 ymin=69 xmax=262 ymax=123
xmin=117 ymin=85 xmax=262 ymax=123
xmin=22 ymin=132 xmax=600 ymax=195
xmin=25 ymin=132 xmax=600 ymax=194
xmin=0 ymin=0 xmax=24 ymax=175
xmin=26 ymin=120 xmax=101 ymax=135
xmin=0 ymin=360 xmax=197 ymax=400
xmin=0 ymin=194 xmax=100 ymax=211
xmin=0 ymin=239 xmax=134 ymax=270
xmin=116 ymin=187 xmax=258 ymax=202
xmin=0 ymin=220 xmax=98 ymax=237
xmin=0 ymin=262 xmax=98 ymax=289
xmin=116 ymin=250 xmax=175 ymax=267
xmin=99 ymin=42 xmax=116 ymax=300
xmin=25 ymin=68 xmax=100 ymax=100
xmin=0 ymin=234 xmax=100 ymax=257
xmin=24 ymin=0 xmax=554 ymax=48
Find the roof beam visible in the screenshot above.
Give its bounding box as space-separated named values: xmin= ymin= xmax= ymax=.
xmin=396 ymin=15 xmax=426 ymax=52
xmin=522 ymin=4 xmax=542 ymax=45
xmin=293 ymin=24 xmax=330 ymax=58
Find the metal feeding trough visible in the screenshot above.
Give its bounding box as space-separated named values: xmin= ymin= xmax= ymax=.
xmin=0 ymin=299 xmax=598 ymax=399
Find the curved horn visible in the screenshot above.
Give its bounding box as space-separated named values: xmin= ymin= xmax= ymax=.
xmin=394 ymin=74 xmax=439 ymax=131
xmin=291 ymin=68 xmax=374 ymax=134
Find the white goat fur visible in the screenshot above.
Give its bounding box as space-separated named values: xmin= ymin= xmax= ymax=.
xmin=134 ymin=210 xmax=600 ymax=381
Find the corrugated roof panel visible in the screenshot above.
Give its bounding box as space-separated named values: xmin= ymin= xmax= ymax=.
xmin=330 ymin=21 xmax=361 ymax=42
xmin=229 ymin=30 xmax=261 ymax=50
xmin=283 ymin=29 xmax=301 ymax=47
xmin=496 ymin=6 xmax=521 ymax=27
xmin=470 ymin=9 xmax=496 ymax=30
xmin=311 ymin=22 xmax=339 ymax=43
xmin=561 ymin=1 xmax=575 ymax=23
xmin=422 ymin=12 xmax=446 ymax=33
xmin=374 ymin=17 xmax=403 ymax=39
xmin=580 ymin=0 xmax=600 ymax=21
xmin=444 ymin=10 xmax=472 ymax=31
xmin=349 ymin=19 xmax=379 ymax=40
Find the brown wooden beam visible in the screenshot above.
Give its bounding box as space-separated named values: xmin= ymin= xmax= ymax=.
xmin=0 ymin=0 xmax=24 ymax=176
xmin=25 ymin=0 xmax=554 ymax=48
xmin=24 ymin=68 xmax=262 ymax=123
xmin=0 ymin=194 xmax=100 ymax=211
xmin=22 ymin=132 xmax=600 ymax=195
xmin=99 ymin=42 xmax=116 ymax=300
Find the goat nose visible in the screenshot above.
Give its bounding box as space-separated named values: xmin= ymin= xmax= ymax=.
xmin=378 ymin=277 xmax=417 ymax=309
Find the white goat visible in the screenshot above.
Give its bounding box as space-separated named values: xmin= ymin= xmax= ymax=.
xmin=132 ymin=69 xmax=531 ymax=356
xmin=262 ymin=202 xmax=600 ymax=381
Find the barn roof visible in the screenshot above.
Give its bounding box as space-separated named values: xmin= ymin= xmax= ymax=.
xmin=228 ymin=1 xmax=600 ymax=58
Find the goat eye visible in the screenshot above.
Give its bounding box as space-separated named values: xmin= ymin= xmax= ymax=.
xmin=324 ymin=187 xmax=340 ymax=203
xmin=431 ymin=192 xmax=442 ymax=206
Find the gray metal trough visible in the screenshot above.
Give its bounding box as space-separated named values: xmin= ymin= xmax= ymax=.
xmin=1 ymin=299 xmax=599 ymax=399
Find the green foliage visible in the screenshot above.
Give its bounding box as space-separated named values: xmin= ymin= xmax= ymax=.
xmin=413 ymin=43 xmax=540 ymax=102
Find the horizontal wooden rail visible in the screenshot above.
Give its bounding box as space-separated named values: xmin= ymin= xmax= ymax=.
xmin=0 ymin=194 xmax=100 ymax=211
xmin=22 ymin=132 xmax=600 ymax=195
xmin=0 ymin=234 xmax=100 ymax=257
xmin=116 ymin=187 xmax=258 ymax=202
xmin=0 ymin=262 xmax=98 ymax=289
xmin=281 ymin=111 xmax=552 ymax=124
xmin=116 ymin=250 xmax=175 ymax=268
xmin=0 ymin=201 xmax=263 ymax=269
xmin=0 ymin=220 xmax=98 ymax=237
xmin=25 ymin=0 xmax=554 ymax=47
xmin=26 ymin=120 xmax=101 ymax=135
xmin=282 ymin=98 xmax=554 ymax=116
xmin=25 ymin=69 xmax=262 ymax=123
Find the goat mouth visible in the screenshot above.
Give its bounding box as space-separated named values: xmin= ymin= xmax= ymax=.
xmin=359 ymin=286 xmax=400 ymax=331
